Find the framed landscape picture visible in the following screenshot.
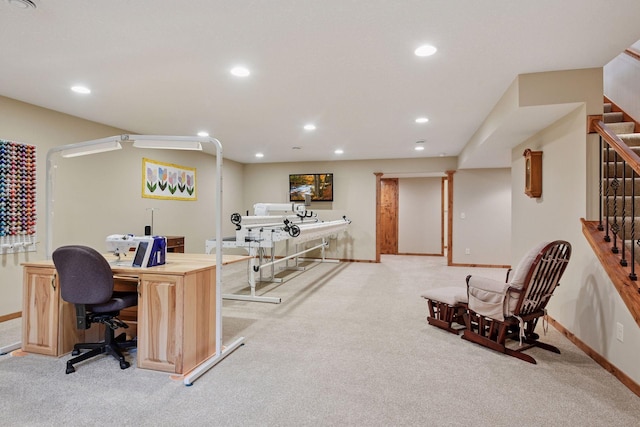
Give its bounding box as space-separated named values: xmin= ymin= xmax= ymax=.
xmin=289 ymin=173 xmax=333 ymax=202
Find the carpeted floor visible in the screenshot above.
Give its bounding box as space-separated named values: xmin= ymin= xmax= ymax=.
xmin=1 ymin=255 xmax=639 ymax=426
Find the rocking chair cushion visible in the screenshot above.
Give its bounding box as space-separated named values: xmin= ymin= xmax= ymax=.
xmin=510 ymin=241 xmax=550 ymax=290
xmin=467 ymin=276 xmax=511 ymax=321
xmin=421 ymin=287 xmax=468 ymax=306
xmin=467 ymin=241 xmax=557 ymax=321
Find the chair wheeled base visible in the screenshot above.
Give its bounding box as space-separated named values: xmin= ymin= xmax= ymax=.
xmin=66 ymin=312 xmax=137 ymax=374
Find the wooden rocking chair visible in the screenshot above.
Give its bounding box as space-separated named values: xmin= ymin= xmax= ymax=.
xmin=462 ymin=240 xmax=571 ymax=364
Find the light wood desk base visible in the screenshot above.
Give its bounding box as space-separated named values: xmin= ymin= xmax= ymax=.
xmin=22 ymin=253 xmax=247 ymax=374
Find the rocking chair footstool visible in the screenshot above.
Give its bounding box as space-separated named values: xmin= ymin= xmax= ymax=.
xmin=421 ymin=287 xmax=468 ymax=334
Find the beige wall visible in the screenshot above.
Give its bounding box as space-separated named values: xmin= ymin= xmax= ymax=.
xmin=513 ymin=105 xmax=640 ymax=385
xmin=242 ymin=158 xmax=457 ymax=261
xmin=398 ymin=177 xmax=442 ymax=255
xmin=0 ymin=95 xmax=245 ymax=316
xmin=52 ymin=145 xmax=244 ymax=252
xmin=0 ymin=96 xmax=127 ymax=316
xmin=451 ymin=168 xmax=511 ymax=264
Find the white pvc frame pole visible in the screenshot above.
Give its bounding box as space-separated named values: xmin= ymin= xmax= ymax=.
xmin=182 ymin=136 xmax=244 ymax=386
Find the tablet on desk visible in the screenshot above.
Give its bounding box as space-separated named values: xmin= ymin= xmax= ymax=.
xmin=132 ymin=241 xmax=149 ymax=267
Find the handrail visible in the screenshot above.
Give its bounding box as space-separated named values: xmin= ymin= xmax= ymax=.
xmin=624 ymin=48 xmax=640 ymax=62
xmin=593 ymin=119 xmax=640 ymax=281
xmin=593 ymin=120 xmax=640 ymax=176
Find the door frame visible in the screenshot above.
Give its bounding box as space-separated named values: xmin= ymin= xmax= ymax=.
xmin=375 ymin=171 xmax=455 ymax=264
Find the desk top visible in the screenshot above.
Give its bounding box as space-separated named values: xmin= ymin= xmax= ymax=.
xmin=23 ymin=252 xmax=249 ymax=276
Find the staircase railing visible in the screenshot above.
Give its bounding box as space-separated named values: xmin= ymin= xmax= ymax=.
xmin=592 ymin=119 xmax=640 ymax=282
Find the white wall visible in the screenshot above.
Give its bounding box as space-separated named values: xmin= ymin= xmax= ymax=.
xmin=451 ymin=168 xmax=511 ymax=265
xmin=604 ymin=51 xmax=640 ymax=121
xmin=398 ymin=177 xmax=442 ymax=255
xmin=513 ymin=105 xmax=640 ymax=385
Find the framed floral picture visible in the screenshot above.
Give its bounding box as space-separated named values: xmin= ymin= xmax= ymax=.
xmin=142 ymin=157 xmax=197 ymax=201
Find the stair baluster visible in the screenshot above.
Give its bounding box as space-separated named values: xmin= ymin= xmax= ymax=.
xmin=598 ymin=136 xmax=604 ymax=231
xmin=604 ymin=141 xmax=612 ymax=242
xmin=621 ymin=156 xmax=628 ymax=267
xmin=632 ymin=171 xmax=637 ymax=280
xmin=610 ymin=151 xmax=620 ymax=254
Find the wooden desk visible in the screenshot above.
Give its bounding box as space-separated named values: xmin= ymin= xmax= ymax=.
xmin=22 ymin=253 xmax=247 ymax=374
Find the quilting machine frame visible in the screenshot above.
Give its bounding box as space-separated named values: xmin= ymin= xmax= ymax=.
xmin=206 ymin=203 xmax=350 ymax=303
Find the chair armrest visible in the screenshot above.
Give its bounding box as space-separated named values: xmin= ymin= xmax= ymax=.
xmin=466 ymin=275 xmax=511 ymax=321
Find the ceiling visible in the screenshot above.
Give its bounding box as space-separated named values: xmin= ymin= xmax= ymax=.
xmin=2 ymin=0 xmax=640 ymax=166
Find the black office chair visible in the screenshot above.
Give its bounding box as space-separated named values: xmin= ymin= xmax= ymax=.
xmin=52 ymin=245 xmax=138 ymax=374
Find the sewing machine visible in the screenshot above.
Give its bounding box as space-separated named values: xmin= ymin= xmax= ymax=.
xmin=106 ymin=234 xmax=167 ymax=267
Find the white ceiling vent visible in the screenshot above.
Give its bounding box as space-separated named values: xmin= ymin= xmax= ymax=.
xmin=7 ymin=0 xmax=37 ymax=9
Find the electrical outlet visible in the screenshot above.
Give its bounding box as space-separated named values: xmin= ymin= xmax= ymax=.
xmin=616 ymin=322 xmax=624 ymax=342
xmin=465 ymin=248 xmax=471 ymax=255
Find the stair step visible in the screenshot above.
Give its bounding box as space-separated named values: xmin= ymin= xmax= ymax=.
xmin=604 ymin=144 xmax=640 ymax=160
xmin=604 ymin=112 xmax=624 ymax=123
xmin=605 ymin=177 xmax=640 ymax=195
xmin=605 ymin=162 xmax=640 ymax=177
xmin=616 ymin=133 xmax=640 ymax=146
xmin=605 ymin=197 xmax=640 ymax=214
xmin=603 ymin=216 xmax=640 ymax=240
xmin=602 ymin=145 xmax=640 ymax=164
xmin=604 ymin=103 xmax=612 ymax=113
xmin=606 ymin=122 xmax=636 ymax=134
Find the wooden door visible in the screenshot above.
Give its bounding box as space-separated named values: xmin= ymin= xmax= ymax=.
xmin=380 ymin=178 xmax=399 ymax=254
xmin=138 ymin=274 xmax=180 ymax=373
xmin=22 ymin=267 xmax=59 ymax=355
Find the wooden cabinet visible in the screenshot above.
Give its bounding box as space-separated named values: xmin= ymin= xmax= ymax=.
xmin=523 ymin=149 xmax=542 ymax=198
xmin=165 ymin=235 xmax=185 ymax=253
xmin=22 ymin=266 xmax=93 ymax=356
xmin=137 ymin=267 xmax=216 ymax=374
xmin=22 ymin=267 xmax=59 ymax=355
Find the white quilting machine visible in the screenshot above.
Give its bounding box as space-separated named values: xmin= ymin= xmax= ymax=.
xmin=205 ymin=202 xmax=350 ymax=303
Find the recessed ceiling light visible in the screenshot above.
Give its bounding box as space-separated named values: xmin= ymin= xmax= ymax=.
xmin=334 ymin=149 xmax=344 ymax=155
xmin=71 ymin=85 xmax=91 ymax=94
xmin=255 ymin=152 xmax=264 ymax=158
xmin=414 ymin=44 xmax=437 ymax=57
xmin=415 ymin=117 xmax=429 ymax=124
xmin=303 ymin=124 xmax=316 ymax=131
xmin=197 ymin=131 xmax=209 ymax=137
xmin=439 ymin=153 xmax=446 ymax=157
xmin=7 ymin=0 xmax=37 ymax=9
xmin=414 ymin=146 xmax=425 ymax=151
xmin=230 ymin=66 xmax=250 ymax=77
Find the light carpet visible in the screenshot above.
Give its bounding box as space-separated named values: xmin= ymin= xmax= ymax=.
xmin=0 ymin=255 xmax=638 ymax=426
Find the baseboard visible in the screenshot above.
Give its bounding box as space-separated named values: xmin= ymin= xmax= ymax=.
xmin=0 ymin=312 xmax=21 ymax=322
xmin=449 ymin=262 xmax=510 ymax=269
xmin=396 ymin=252 xmax=444 ymax=257
xmin=548 ymin=316 xmax=640 ymax=398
